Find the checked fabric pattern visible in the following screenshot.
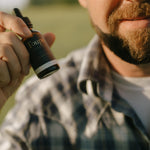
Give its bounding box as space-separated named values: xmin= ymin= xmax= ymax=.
xmin=0 ymin=35 xmax=150 ymax=150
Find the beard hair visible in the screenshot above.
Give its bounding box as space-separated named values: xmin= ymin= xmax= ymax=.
xmin=121 ymin=28 xmax=150 ymax=63
xmin=92 ymin=2 xmax=150 ymax=64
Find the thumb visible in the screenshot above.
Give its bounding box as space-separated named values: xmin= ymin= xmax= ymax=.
xmin=43 ymin=32 xmax=56 ymax=47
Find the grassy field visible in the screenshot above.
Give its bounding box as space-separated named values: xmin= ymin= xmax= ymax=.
xmin=0 ymin=4 xmax=94 ymax=124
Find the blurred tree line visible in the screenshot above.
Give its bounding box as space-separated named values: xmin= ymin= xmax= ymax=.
xmin=30 ymin=0 xmax=78 ymax=5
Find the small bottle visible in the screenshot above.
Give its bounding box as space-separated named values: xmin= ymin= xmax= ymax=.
xmin=14 ymin=8 xmax=60 ymax=79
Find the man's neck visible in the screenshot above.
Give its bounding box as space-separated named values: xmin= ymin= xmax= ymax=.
xmin=102 ymin=43 xmax=150 ymax=77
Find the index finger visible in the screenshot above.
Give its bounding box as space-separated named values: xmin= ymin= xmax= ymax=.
xmin=0 ymin=11 xmax=32 ymax=38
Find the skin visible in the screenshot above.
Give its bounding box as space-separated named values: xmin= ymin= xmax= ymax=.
xmin=78 ymin=0 xmax=150 ymax=77
xmin=0 ymin=0 xmax=150 ymax=109
xmin=0 ymin=12 xmax=55 ymax=109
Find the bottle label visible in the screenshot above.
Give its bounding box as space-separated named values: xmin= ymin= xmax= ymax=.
xmin=24 ymin=33 xmax=55 ymax=70
xmin=27 ymin=39 xmax=42 ymax=49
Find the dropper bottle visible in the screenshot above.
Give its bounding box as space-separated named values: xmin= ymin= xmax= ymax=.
xmin=14 ymin=8 xmax=60 ymax=79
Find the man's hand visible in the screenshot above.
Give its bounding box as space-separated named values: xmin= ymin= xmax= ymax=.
xmin=0 ymin=11 xmax=55 ymax=110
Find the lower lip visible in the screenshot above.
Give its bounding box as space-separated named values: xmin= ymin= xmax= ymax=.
xmin=119 ymin=18 xmax=150 ymax=30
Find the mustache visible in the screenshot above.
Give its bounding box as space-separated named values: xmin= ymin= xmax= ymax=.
xmin=108 ymin=2 xmax=150 ymax=33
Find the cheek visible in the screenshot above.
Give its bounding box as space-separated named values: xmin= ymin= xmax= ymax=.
xmin=88 ymin=0 xmax=121 ymax=33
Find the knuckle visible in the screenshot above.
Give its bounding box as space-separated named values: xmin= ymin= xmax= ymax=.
xmin=0 ymin=32 xmax=17 ymax=45
xmin=13 ymin=17 xmax=25 ymax=27
xmin=15 ymin=17 xmax=23 ymax=24
xmin=0 ymin=44 xmax=21 ymax=76
xmin=0 ymin=44 xmax=12 ymax=56
xmin=5 ymin=32 xmax=16 ymax=41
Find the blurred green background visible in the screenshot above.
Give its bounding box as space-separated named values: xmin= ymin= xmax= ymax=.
xmin=30 ymin=0 xmax=78 ymax=5
xmin=0 ymin=2 xmax=95 ymax=123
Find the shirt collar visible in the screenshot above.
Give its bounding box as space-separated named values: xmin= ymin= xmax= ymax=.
xmin=77 ymin=35 xmax=113 ymax=101
xmin=77 ymin=35 xmax=150 ymax=138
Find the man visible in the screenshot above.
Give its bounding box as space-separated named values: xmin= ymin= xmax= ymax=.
xmin=0 ymin=0 xmax=150 ymax=149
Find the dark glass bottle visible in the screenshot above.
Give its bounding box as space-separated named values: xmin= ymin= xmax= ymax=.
xmin=14 ymin=8 xmax=59 ymax=79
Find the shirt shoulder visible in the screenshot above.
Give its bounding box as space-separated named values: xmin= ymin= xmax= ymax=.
xmin=15 ymin=48 xmax=86 ymax=116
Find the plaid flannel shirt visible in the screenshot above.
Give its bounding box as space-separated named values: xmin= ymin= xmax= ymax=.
xmin=0 ymin=35 xmax=150 ymax=150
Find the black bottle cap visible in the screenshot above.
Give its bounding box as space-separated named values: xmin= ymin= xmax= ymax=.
xmin=14 ymin=8 xmax=33 ymax=29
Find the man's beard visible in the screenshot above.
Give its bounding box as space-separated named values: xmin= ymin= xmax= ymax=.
xmin=93 ymin=1 xmax=150 ymax=64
